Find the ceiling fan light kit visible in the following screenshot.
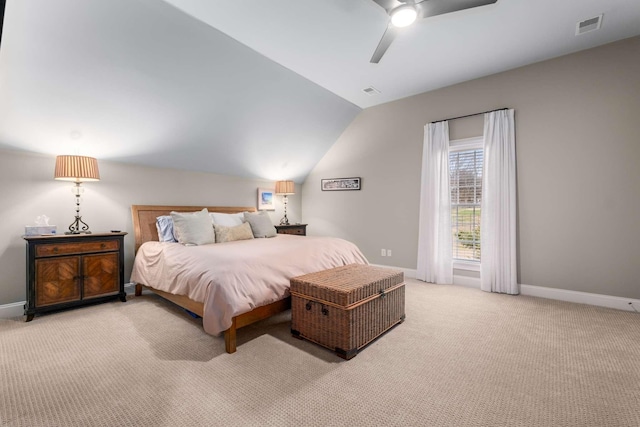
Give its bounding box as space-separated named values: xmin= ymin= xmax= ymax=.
xmin=390 ymin=5 xmax=418 ymax=27
xmin=370 ymin=0 xmax=499 ymax=64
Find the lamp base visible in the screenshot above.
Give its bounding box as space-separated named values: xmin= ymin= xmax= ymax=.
xmin=67 ymin=215 xmax=91 ymax=235
xmin=280 ymin=194 xmax=290 ymax=225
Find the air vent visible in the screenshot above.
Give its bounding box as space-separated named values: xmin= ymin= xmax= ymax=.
xmin=362 ymin=86 xmax=381 ymax=96
xmin=576 ymin=14 xmax=603 ymax=35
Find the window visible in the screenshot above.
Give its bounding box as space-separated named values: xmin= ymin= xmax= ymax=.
xmin=449 ymin=137 xmax=483 ymax=262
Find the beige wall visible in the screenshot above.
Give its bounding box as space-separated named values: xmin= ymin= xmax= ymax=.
xmin=0 ymin=149 xmax=300 ymax=305
xmin=302 ymin=36 xmax=640 ymax=299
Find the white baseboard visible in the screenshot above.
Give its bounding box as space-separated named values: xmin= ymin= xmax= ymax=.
xmin=520 ymin=284 xmax=640 ymax=312
xmin=0 ymin=301 xmax=26 ymax=319
xmin=371 ymin=264 xmax=478 ymax=288
xmin=3 ymin=278 xmax=638 ymax=318
xmin=370 ymin=264 xmax=417 ymax=279
xmin=0 ymin=283 xmax=139 ymax=319
xmin=450 ymin=275 xmax=640 ymax=312
xmin=372 ymin=264 xmax=640 ymax=313
xmin=452 ymin=275 xmax=481 ymax=288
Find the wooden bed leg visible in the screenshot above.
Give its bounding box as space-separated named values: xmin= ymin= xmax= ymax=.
xmin=135 ymin=284 xmax=142 ymax=296
xmin=224 ymin=318 xmax=237 ymax=354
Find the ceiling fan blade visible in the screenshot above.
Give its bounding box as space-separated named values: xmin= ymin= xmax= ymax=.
xmin=370 ymin=0 xmax=405 ymax=12
xmin=416 ymin=0 xmax=497 ymax=19
xmin=370 ymin=25 xmax=399 ymax=64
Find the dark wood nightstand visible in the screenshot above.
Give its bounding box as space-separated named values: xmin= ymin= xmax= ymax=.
xmin=274 ymin=224 xmax=307 ymax=236
xmin=23 ymin=232 xmax=127 ymax=321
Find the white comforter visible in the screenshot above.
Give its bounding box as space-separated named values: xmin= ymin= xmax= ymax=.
xmin=130 ymin=234 xmax=368 ymax=335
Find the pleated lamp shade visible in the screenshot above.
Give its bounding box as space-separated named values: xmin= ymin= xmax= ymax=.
xmin=275 ymin=180 xmax=295 ymax=195
xmin=54 ymin=155 xmax=100 ymax=182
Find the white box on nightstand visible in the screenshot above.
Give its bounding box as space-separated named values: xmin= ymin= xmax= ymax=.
xmin=24 ymin=226 xmax=57 ymax=236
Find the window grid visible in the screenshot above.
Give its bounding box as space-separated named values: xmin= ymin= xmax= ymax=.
xmin=450 ymin=148 xmax=483 ymax=261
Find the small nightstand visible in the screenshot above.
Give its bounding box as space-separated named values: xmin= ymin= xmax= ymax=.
xmin=23 ymin=232 xmax=127 ymax=321
xmin=274 ymin=224 xmax=307 ymax=236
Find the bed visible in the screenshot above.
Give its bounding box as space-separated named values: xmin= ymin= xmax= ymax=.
xmin=130 ymin=205 xmax=368 ymax=354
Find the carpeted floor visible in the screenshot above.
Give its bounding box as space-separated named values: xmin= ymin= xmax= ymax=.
xmin=1 ymin=279 xmax=639 ymax=427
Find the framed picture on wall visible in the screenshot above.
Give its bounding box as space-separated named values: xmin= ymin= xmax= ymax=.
xmin=321 ymin=177 xmax=361 ymax=191
xmin=257 ymin=188 xmax=275 ymax=210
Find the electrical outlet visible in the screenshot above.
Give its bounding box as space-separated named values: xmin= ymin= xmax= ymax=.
xmin=381 ymin=249 xmax=387 ymax=257
xmin=387 ymin=249 xmax=392 ymax=257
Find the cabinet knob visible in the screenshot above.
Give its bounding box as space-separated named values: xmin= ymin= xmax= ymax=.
xmin=52 ymin=247 xmax=59 ymax=254
xmin=100 ymin=243 xmax=106 ymax=249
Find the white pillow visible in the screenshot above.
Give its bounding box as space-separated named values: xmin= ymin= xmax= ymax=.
xmin=210 ymin=212 xmax=245 ymax=227
xmin=243 ymin=211 xmax=277 ymax=238
xmin=170 ymin=208 xmax=215 ymax=245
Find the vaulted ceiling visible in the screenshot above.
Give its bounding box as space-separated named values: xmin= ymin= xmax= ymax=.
xmin=1 ymin=0 xmax=638 ymax=182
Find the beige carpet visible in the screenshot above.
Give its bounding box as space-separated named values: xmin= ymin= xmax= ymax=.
xmin=1 ymin=279 xmax=639 ymax=427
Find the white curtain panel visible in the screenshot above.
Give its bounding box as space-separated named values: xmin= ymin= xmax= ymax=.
xmin=417 ymin=121 xmax=453 ymax=284
xmin=481 ymin=109 xmax=518 ymax=294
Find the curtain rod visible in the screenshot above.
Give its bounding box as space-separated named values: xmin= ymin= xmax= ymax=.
xmin=431 ymin=107 xmax=509 ymax=124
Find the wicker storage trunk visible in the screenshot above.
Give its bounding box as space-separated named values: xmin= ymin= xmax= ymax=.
xmin=290 ymin=264 xmax=405 ymax=359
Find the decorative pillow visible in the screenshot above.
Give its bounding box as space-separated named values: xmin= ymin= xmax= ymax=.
xmin=170 ymin=208 xmax=215 ymax=245
xmin=156 ymin=215 xmax=177 ymax=243
xmin=214 ymin=222 xmax=254 ymax=243
xmin=243 ymin=211 xmax=277 ymax=238
xmin=210 ymin=212 xmax=245 ymax=227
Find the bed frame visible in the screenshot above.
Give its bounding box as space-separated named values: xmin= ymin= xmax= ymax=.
xmin=131 ymin=205 xmax=291 ymax=354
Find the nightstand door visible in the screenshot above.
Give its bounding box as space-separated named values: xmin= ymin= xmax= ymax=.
xmin=83 ymin=253 xmax=119 ymax=298
xmin=35 ymin=256 xmax=81 ymax=307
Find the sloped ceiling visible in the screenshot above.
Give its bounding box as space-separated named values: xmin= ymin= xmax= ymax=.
xmin=165 ymin=0 xmax=640 ymax=108
xmin=0 ymin=0 xmax=360 ymax=182
xmin=1 ymin=0 xmax=639 ymax=182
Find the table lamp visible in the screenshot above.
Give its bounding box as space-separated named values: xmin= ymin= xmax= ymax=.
xmin=275 ymin=180 xmax=295 ymax=226
xmin=54 ymin=155 xmax=100 ymax=234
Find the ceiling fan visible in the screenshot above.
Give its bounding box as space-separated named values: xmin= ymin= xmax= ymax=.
xmin=369 ymin=0 xmax=498 ymax=63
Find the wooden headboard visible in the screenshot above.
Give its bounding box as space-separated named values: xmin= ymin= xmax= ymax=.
xmin=131 ymin=205 xmax=256 ymax=252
